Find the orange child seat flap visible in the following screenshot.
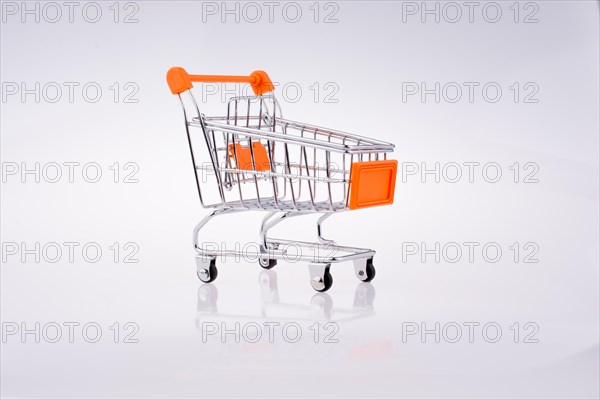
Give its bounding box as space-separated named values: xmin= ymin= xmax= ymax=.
xmin=349 ymin=160 xmax=398 ymax=210
xmin=228 ymin=142 xmax=271 ymax=171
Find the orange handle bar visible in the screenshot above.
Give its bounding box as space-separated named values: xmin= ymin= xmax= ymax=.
xmin=167 ymin=67 xmax=274 ymax=96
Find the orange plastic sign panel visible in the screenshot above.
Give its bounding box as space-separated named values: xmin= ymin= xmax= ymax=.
xmin=349 ymin=160 xmax=398 ymax=210
xmin=228 ymin=142 xmax=271 ymax=171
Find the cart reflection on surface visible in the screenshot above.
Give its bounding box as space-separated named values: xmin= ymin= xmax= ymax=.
xmin=196 ymin=270 xmax=375 ymax=325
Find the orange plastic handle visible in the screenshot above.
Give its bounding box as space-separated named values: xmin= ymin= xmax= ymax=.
xmin=167 ymin=67 xmax=274 ymax=96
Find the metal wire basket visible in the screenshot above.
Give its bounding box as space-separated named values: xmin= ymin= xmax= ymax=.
xmin=167 ymin=67 xmax=397 ymax=291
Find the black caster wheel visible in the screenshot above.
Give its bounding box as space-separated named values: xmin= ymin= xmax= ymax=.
xmin=197 ymin=259 xmax=218 ymax=283
xmin=259 ymin=257 xmax=277 ymax=269
xmin=362 ymin=258 xmax=376 ymax=282
xmin=311 ymin=270 xmax=333 ymax=292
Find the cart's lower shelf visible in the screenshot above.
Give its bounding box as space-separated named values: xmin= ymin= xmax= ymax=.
xmin=207 ymin=197 xmax=347 ymax=212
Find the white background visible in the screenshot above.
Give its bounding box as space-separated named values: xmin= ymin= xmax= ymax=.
xmin=1 ymin=1 xmax=599 ymax=398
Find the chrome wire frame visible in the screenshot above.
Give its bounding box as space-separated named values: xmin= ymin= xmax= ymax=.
xmin=178 ymin=90 xmax=394 ymax=265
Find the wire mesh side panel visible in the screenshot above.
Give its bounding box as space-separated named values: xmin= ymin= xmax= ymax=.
xmin=181 ymin=93 xmax=391 ymax=211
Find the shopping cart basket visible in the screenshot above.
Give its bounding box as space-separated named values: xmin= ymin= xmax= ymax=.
xmin=167 ymin=67 xmax=397 ymax=292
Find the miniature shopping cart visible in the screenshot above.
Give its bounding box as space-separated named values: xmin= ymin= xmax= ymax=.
xmin=167 ymin=67 xmax=397 ymax=292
